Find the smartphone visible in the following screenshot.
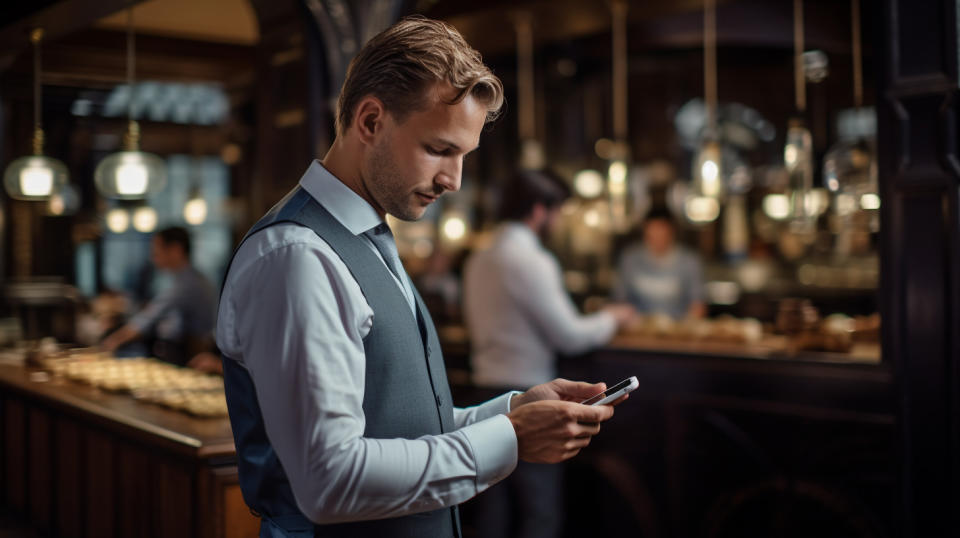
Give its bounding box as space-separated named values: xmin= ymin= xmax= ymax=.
xmin=580 ymin=376 xmax=638 ymax=406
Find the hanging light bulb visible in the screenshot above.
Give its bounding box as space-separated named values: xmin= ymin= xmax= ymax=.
xmin=3 ymin=29 xmax=70 ymax=201
xmin=440 ymin=209 xmax=469 ymax=244
xmin=184 ymin=193 xmax=208 ymax=226
xmin=607 ymin=160 xmax=628 ymax=197
xmin=132 ymin=205 xmax=158 ymax=233
xmin=784 ymin=118 xmax=814 ymax=221
xmin=94 ymin=8 xmax=166 ymax=199
xmin=573 ymin=170 xmax=605 ymax=198
xmin=692 ymin=140 xmax=723 ymax=199
xmin=105 ymin=208 xmax=130 ymax=233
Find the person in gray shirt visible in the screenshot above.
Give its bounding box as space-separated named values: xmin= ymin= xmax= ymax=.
xmin=614 ymin=208 xmax=706 ymax=320
xmin=102 ymin=226 xmax=216 ymax=365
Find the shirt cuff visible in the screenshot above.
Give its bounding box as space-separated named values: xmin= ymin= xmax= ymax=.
xmin=461 ymin=391 xmax=521 ymax=423
xmin=459 ymin=414 xmax=517 ymax=490
xmin=504 ymin=390 xmax=523 ymax=412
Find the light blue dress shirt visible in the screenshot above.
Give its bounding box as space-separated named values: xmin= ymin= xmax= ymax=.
xmin=217 ymin=161 xmax=518 ymax=524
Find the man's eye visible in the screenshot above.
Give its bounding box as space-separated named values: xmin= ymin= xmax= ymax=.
xmin=426 ymin=146 xmax=448 ymax=156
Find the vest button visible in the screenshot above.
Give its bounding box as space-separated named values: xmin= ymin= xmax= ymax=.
xmin=435 ymin=394 xmax=443 ymax=407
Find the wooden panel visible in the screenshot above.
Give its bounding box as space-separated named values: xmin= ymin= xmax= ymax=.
xmin=198 ymin=465 xmax=260 ymax=538
xmin=879 ymin=1 xmax=960 ymax=536
xmin=224 ymin=482 xmax=259 ymax=538
xmin=116 ymin=442 xmax=154 ymax=538
xmin=26 ymin=407 xmax=53 ymax=533
xmin=157 ymin=459 xmax=194 ymax=537
xmin=84 ymin=429 xmax=116 ymax=538
xmin=893 ymin=1 xmax=948 ymax=80
xmin=55 ymin=418 xmax=83 ymax=538
xmin=3 ymin=397 xmax=26 ymax=513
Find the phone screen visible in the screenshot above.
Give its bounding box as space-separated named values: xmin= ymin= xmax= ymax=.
xmin=581 ymin=377 xmax=634 ymax=406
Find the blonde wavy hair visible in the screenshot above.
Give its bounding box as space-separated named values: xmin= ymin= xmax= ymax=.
xmin=335 ymin=15 xmax=504 ymax=135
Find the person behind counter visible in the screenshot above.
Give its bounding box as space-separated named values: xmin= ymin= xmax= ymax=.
xmin=101 ymin=226 xmax=216 ymax=366
xmin=613 ymin=208 xmax=706 ymax=320
xmin=216 ymin=17 xmax=621 ymax=538
xmin=463 ymin=168 xmax=635 ymax=538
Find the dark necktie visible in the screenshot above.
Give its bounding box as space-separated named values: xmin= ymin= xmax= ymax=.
xmin=363 ymin=223 xmax=415 ymax=313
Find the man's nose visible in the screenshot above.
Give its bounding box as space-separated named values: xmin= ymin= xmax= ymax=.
xmin=436 ymin=157 xmax=462 ymax=192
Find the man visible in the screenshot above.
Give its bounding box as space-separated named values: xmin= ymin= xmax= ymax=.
xmin=614 ymin=208 xmax=706 ymax=320
xmin=463 ymin=169 xmax=635 ymax=538
xmin=102 ymin=226 xmax=216 ymax=366
xmin=217 ymin=17 xmax=620 ymax=538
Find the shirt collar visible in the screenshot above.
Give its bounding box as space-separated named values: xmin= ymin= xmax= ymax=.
xmin=499 ymin=221 xmax=540 ymax=248
xmin=298 ymin=160 xmax=383 ymax=235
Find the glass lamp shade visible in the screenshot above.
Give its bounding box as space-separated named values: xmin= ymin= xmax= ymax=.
xmin=3 ymin=155 xmax=69 ymax=200
xmin=94 ymin=151 xmax=166 ymax=199
xmin=784 ymin=120 xmax=814 ymax=220
xmin=823 ymin=137 xmax=878 ymax=214
xmin=692 ymin=140 xmax=724 ymax=199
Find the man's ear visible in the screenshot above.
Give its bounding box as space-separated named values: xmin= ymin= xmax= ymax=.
xmin=353 ymin=96 xmax=386 ymax=146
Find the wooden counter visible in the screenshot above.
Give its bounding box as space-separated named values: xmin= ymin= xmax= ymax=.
xmin=607 ymin=333 xmax=882 ymax=364
xmin=0 ymin=363 xmax=259 ymax=538
xmin=552 ymin=339 xmax=896 ymax=537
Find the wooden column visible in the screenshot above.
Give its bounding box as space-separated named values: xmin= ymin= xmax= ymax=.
xmin=877 ymin=1 xmax=960 ymax=536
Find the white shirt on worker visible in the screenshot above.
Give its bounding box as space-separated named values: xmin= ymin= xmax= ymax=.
xmin=216 ymin=160 xmax=517 ymax=524
xmin=464 ymin=222 xmax=618 ymax=389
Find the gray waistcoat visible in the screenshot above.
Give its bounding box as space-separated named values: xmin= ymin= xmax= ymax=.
xmin=221 ymin=187 xmax=459 ymax=537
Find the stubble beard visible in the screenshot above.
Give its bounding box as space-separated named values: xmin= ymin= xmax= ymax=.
xmin=367 ymin=140 xmax=427 ymax=222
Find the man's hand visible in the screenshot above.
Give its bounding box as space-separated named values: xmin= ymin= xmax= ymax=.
xmin=507 ymin=400 xmax=615 ymax=463
xmin=511 ymin=378 xmax=630 ymax=409
xmin=602 ymin=303 xmax=637 ymax=327
xmin=100 ymin=325 xmax=139 ymax=353
xmin=187 ymin=352 xmax=224 ymax=375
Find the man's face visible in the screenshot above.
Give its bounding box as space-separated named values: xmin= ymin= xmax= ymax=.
xmin=644 ymin=218 xmax=676 ymax=256
xmin=151 ymin=237 xmax=171 ymax=269
xmin=362 ymin=83 xmax=487 ymax=221
xmin=538 ymin=205 xmax=564 ymax=241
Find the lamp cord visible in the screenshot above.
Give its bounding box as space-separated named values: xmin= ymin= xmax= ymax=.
xmin=127 ymin=6 xmax=135 ymax=122
xmin=851 ymin=0 xmax=863 ymax=108
xmin=32 ymin=29 xmax=42 ymax=133
xmin=704 ymin=0 xmax=718 ymax=134
xmin=793 ymin=0 xmax=806 ymax=112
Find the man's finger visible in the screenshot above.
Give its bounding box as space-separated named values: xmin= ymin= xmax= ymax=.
xmin=553 ymin=379 xmax=606 ymax=400
xmin=609 ymin=393 xmax=630 ymax=407
xmin=572 ymin=422 xmax=601 ymax=438
xmin=572 ymin=402 xmax=614 ymax=423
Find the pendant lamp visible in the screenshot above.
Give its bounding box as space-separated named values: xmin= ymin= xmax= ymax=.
xmin=607 ymin=0 xmax=635 ymax=231
xmin=3 ymin=29 xmax=70 ymax=201
xmin=514 ymin=12 xmax=544 ymax=171
xmin=94 ymin=8 xmax=166 ymax=199
xmin=687 ymin=0 xmax=723 ymax=223
xmin=782 ymin=0 xmax=815 ymax=225
xmin=822 ymin=0 xmax=877 ymax=215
